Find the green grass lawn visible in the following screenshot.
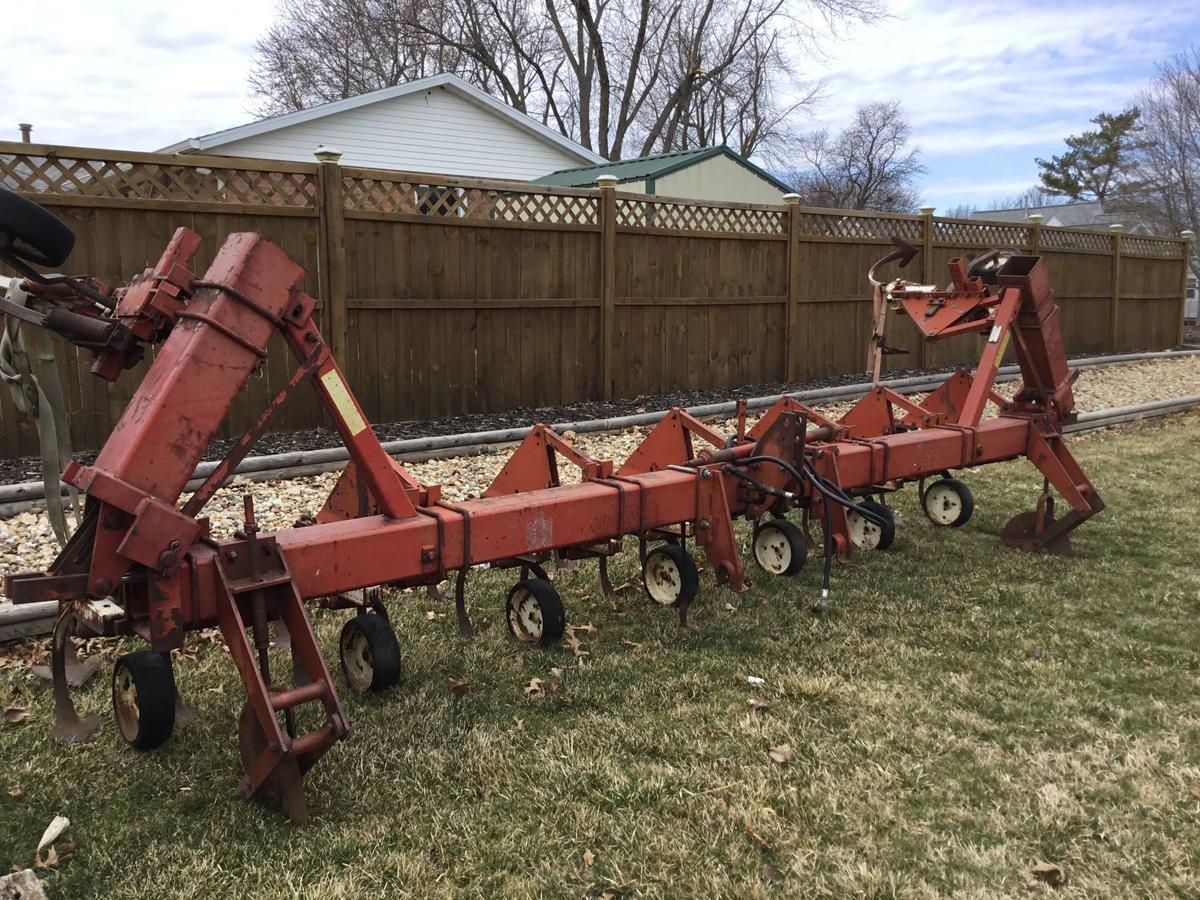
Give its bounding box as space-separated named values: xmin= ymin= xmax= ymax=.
xmin=3 ymin=413 xmax=1199 ymax=898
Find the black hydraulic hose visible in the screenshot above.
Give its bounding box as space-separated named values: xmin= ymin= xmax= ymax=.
xmin=729 ymin=452 xmax=886 ymax=613
xmin=735 ymin=453 xmax=889 ymax=528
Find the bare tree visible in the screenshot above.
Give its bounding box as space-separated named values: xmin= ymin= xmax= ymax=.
xmin=1123 ymin=47 xmax=1199 ymax=277
xmin=249 ymin=0 xmax=465 ymax=114
xmin=785 ymin=101 xmax=925 ymax=212
xmin=249 ymin=0 xmax=883 ymax=162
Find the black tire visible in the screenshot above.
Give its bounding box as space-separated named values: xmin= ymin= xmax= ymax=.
xmin=0 ymin=187 xmax=75 ymax=267
xmin=753 ymin=518 xmax=807 ymax=576
xmin=922 ymin=477 xmax=975 ymax=528
xmin=850 ymin=499 xmax=895 ymax=551
xmin=642 ymin=543 xmax=700 ymax=608
xmin=112 ymin=650 xmax=176 ymax=751
xmin=506 ymin=578 xmax=566 ymax=647
xmin=339 ymin=612 xmax=402 ymax=693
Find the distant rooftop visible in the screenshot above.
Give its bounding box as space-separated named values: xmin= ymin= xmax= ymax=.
xmin=971 ymin=200 xmax=1157 ymax=233
xmin=533 ymin=145 xmax=792 ymax=193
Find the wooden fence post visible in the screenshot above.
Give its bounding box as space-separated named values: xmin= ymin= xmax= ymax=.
xmin=919 ymin=205 xmax=935 ymax=369
xmin=1180 ymin=230 xmax=1195 ymax=345
xmin=1109 ymin=223 xmax=1123 ymax=350
xmin=315 ymin=147 xmax=349 ymax=363
xmin=783 ymin=193 xmax=801 ymax=381
xmin=597 ymin=175 xmax=618 ymax=400
xmin=1028 ymin=213 xmax=1043 ymax=254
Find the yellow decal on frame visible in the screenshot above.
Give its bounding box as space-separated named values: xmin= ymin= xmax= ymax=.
xmin=320 ymin=369 xmax=368 ymax=436
xmin=994 ymin=331 xmax=1011 ymax=368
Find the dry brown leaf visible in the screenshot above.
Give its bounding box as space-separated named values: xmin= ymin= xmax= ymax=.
xmin=513 ymin=718 xmax=524 ymax=731
xmin=767 ymin=744 xmax=793 ymax=765
xmin=425 ymin=610 xmax=437 ymax=621
xmin=3 ymin=707 xmax=30 ymax=725
xmin=7 ymin=785 xmax=23 ymax=798
xmin=621 ymin=639 xmax=643 ymax=650
xmin=34 ymin=846 xmax=58 ymax=870
xmin=744 ymin=825 xmax=771 ymax=851
xmin=449 ymin=677 xmax=473 ymax=696
xmin=582 ymin=849 xmax=596 ymax=868
xmin=525 ymin=677 xmax=545 ymax=697
xmin=1031 ymin=860 xmax=1066 ymax=888
xmin=747 ymin=698 xmax=772 ymax=712
xmin=565 ymin=636 xmax=589 ymax=658
xmin=549 ymin=667 xmax=564 ymax=679
xmin=567 ymin=622 xmax=596 ymax=635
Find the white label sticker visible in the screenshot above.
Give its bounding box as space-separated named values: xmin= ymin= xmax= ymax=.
xmin=320 ymin=369 xmax=368 ymax=436
xmin=988 ymin=324 xmax=1002 ymax=343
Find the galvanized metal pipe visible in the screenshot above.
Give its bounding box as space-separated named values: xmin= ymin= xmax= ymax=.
xmin=0 ymin=348 xmax=1197 ymax=509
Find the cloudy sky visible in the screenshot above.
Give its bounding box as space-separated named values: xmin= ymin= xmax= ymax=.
xmin=2 ymin=0 xmax=1198 ymax=210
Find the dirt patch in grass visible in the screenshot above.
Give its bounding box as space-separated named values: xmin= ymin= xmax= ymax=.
xmin=2 ymin=413 xmax=1199 ymax=897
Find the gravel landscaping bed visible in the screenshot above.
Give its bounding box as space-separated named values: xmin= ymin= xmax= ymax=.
xmin=1 ymin=355 xmax=1199 ymax=584
xmin=3 ymin=349 xmax=1191 ymax=486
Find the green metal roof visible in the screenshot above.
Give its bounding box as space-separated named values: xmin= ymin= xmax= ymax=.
xmin=533 ymin=145 xmax=792 ymax=193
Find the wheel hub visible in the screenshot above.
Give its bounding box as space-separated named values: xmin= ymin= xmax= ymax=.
xmin=847 ymin=510 xmax=881 ymax=550
xmin=113 ymin=665 xmax=140 ymax=742
xmin=754 ymin=526 xmax=791 ymax=575
xmin=925 ymin=483 xmax=962 ymax=525
xmin=645 ymin=555 xmax=681 ymax=605
xmin=508 ymin=589 xmax=544 ymax=641
xmin=341 ymin=629 xmax=374 ymax=692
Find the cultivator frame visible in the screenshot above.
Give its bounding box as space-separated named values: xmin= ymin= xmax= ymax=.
xmin=1 ymin=196 xmax=1102 ymax=822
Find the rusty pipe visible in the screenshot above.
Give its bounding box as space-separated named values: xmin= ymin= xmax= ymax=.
xmin=686 ymin=425 xmax=835 ymax=466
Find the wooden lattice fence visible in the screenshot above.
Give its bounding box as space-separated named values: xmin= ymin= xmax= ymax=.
xmin=0 ymin=140 xmax=1192 ymax=460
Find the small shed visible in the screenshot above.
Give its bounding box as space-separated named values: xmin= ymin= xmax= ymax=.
xmin=534 ymin=146 xmax=792 ymax=204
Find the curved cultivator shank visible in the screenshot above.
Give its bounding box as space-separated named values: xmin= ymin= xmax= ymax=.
xmin=0 ymin=194 xmax=1101 ymax=822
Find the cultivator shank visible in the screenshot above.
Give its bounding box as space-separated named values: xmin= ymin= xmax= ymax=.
xmin=0 ymin=189 xmax=1102 ymax=821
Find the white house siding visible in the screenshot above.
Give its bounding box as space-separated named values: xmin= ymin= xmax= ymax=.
xmin=205 ymin=86 xmax=586 ymax=181
xmin=653 ymin=155 xmax=785 ymax=204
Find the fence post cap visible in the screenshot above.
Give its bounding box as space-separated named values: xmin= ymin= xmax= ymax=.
xmin=782 ymin=193 xmax=801 ymax=204
xmin=314 ymin=146 xmax=343 ymax=163
xmin=595 ymin=175 xmax=619 ymax=188
xmin=1027 ymin=213 xmax=1044 ymax=224
xmin=1182 ymin=229 xmax=1195 ymax=238
xmin=919 ymin=205 xmax=935 ymax=216
xmin=1109 ymin=223 xmax=1124 ymax=231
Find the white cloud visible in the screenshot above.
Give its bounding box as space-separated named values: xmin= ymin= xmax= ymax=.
xmin=0 ymin=0 xmax=276 ymax=150
xmin=794 ymin=0 xmax=1198 ymax=155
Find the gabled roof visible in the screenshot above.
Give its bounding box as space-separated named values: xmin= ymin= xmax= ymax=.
xmin=971 ymin=200 xmax=1157 ymax=234
xmin=159 ymin=73 xmax=604 ymax=165
xmin=534 ymin=145 xmax=793 ymax=193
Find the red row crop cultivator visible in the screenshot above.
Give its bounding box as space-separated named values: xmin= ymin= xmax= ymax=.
xmin=0 ymin=188 xmax=1103 ymax=822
